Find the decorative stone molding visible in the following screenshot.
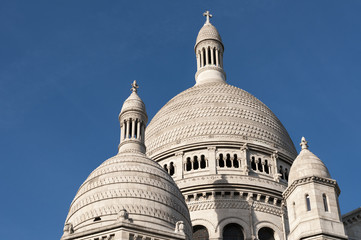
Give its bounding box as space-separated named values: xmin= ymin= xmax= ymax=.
xmin=174 ymin=221 xmax=184 ymax=233
xmin=283 ymin=176 xmax=339 ymax=199
xmin=63 ymin=222 xmax=74 ymax=235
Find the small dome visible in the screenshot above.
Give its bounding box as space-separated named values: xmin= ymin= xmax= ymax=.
xmin=63 ymin=151 xmax=192 ymax=238
xmin=288 ymin=138 xmax=331 ymax=184
xmin=120 ymin=91 xmax=146 ymax=113
xmin=195 ymin=23 xmax=223 ymax=48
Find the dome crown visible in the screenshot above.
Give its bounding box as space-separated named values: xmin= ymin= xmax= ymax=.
xmin=120 ymin=80 xmax=146 ymax=113
xmin=288 ymin=137 xmax=331 ymax=184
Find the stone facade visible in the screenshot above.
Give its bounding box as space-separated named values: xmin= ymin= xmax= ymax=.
xmin=61 ymin=11 xmax=360 ymax=240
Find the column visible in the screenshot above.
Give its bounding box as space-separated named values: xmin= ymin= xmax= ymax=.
xmin=207 ymin=146 xmax=217 ymax=174
xmin=240 ymin=143 xmax=249 ymax=175
xmin=220 ymin=52 xmax=223 ymax=67
xmin=215 ymin=49 xmax=219 ymax=66
xmin=200 ymin=49 xmax=204 ymax=67
xmin=131 ymin=119 xmax=136 ymax=138
xmin=205 ymin=47 xmax=209 ymax=66
xmin=141 ymin=123 xmax=145 ymax=141
xmin=197 ymin=53 xmax=200 ymax=69
xmin=137 ymin=120 xmax=141 ymax=140
xmin=126 ymin=120 xmax=130 ymax=139
xmin=175 ymin=152 xmax=184 ymax=179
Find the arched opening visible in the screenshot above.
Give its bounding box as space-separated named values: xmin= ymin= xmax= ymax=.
xmin=264 ymin=160 xmax=269 ymax=174
xmin=219 ymin=154 xmax=225 ymax=168
xmin=226 ymin=154 xmax=232 ymax=168
xmin=251 ymin=156 xmax=257 ymax=170
xmin=134 ymin=119 xmax=138 ymax=138
xmin=193 ymin=225 xmax=209 ymax=240
xmin=186 ymin=157 xmax=192 ymax=171
xmin=258 ymin=227 xmax=275 ymax=240
xmin=223 ymin=223 xmax=244 ymax=240
xmin=323 ymin=194 xmax=329 ymax=212
xmin=258 ymin=158 xmax=263 ymax=172
xmin=202 ymin=48 xmax=206 ymax=67
xmin=233 ymin=154 xmax=239 ymax=168
xmin=306 ymin=194 xmax=311 ymax=211
xmin=194 ymin=156 xmax=199 ymax=170
xmin=200 ymin=155 xmax=206 ymax=169
xmin=169 ymin=162 xmax=175 ymax=176
xmin=213 ymin=48 xmax=216 ymax=65
xmin=208 ymin=47 xmax=212 ymax=65
xmin=163 ymin=164 xmax=168 ymax=173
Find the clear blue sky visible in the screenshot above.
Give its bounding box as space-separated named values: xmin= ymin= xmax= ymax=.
xmin=1 ymin=1 xmax=360 ymax=239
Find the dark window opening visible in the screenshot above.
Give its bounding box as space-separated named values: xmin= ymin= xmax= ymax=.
xmin=193 ymin=225 xmax=209 ymax=240
xmin=219 ymin=154 xmax=225 ymax=168
xmin=94 ymin=217 xmax=101 ymax=222
xmin=169 ymin=162 xmax=175 ymax=176
xmin=223 ymin=223 xmax=244 ymax=240
xmin=258 ymin=158 xmax=263 ymax=172
xmin=194 ymin=156 xmax=199 ymax=170
xmin=264 ymin=160 xmax=269 ymax=174
xmin=233 ymin=154 xmax=239 ymax=168
xmin=323 ymin=194 xmax=329 ymax=212
xmin=200 ymin=155 xmax=206 ymax=169
xmin=258 ymin=227 xmax=275 ymax=240
xmin=306 ymin=194 xmax=311 ymax=211
xmin=186 ymin=157 xmax=192 ymax=171
xmin=226 ymin=154 xmax=232 ymax=168
xmin=251 ymin=157 xmax=257 ymax=170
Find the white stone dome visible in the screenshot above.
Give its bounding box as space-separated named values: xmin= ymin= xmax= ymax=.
xmin=288 ymin=143 xmax=331 ymax=184
xmin=63 ymin=151 xmax=192 ymax=238
xmin=195 ymin=23 xmax=223 ymax=48
xmin=145 ymin=82 xmax=297 ymax=158
xmin=120 ymin=91 xmax=146 ymax=113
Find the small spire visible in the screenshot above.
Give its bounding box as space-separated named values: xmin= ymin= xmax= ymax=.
xmin=131 ymin=80 xmax=139 ymax=93
xmin=203 ymin=10 xmax=212 ymax=24
xmin=300 ymin=137 xmax=308 ymax=150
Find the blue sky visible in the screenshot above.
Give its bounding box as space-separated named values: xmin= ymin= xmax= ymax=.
xmin=1 ymin=1 xmax=361 ymax=239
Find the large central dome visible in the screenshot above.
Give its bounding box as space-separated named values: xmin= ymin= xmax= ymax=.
xmin=145 ymin=82 xmax=296 ymax=158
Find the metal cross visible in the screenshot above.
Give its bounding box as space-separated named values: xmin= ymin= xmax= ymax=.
xmin=203 ymin=10 xmax=212 ymax=24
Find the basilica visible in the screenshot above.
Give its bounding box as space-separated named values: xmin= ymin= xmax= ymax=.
xmin=61 ymin=12 xmax=361 ymax=240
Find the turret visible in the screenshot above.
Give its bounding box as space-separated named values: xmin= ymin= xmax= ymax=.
xmin=194 ymin=11 xmax=226 ymax=85
xmin=284 ymin=137 xmax=347 ymax=240
xmin=118 ymin=80 xmax=148 ymax=153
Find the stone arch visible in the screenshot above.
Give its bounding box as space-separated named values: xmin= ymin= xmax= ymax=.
xmin=216 ymin=217 xmax=250 ymax=239
xmin=193 ymin=225 xmax=209 ymax=240
xmin=254 ymin=221 xmax=281 ymax=240
xmin=192 ymin=218 xmax=216 ymax=236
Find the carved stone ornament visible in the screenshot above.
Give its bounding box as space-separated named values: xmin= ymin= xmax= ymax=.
xmin=117 ymin=208 xmax=129 ymax=222
xmin=63 ymin=222 xmax=74 ymax=235
xmin=174 ymin=221 xmax=184 ymax=233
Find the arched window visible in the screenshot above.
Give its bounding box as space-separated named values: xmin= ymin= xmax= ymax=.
xmin=284 ymin=168 xmax=289 ymax=181
xmin=219 ymin=154 xmax=225 ymax=168
xmin=223 ymin=223 xmax=244 ymax=240
xmin=323 ymin=194 xmax=329 ymax=212
xmin=233 ymin=154 xmax=239 ymax=168
xmin=202 ymin=48 xmax=206 ymax=67
xmin=194 ymin=156 xmax=199 ymax=170
xmin=251 ymin=156 xmax=257 ymax=170
xmin=258 ymin=158 xmax=263 ymax=172
xmin=226 ymin=154 xmax=232 ymax=168
xmin=163 ymin=164 xmax=168 ymax=172
xmin=258 ymin=227 xmax=275 ymax=240
xmin=193 ymin=225 xmax=209 ymax=240
xmin=213 ymin=48 xmax=216 ymax=65
xmin=208 ymin=47 xmax=212 ymax=64
xmin=186 ymin=157 xmax=192 ymax=171
xmin=169 ymin=162 xmax=175 ymax=176
xmin=306 ymin=194 xmax=311 ymax=211
xmin=200 ymin=155 xmax=206 ymax=169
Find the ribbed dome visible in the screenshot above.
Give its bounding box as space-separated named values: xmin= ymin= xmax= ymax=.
xmin=288 ymin=148 xmax=331 ymax=184
xmin=120 ymin=91 xmax=146 ymax=113
xmin=145 ymin=82 xmax=297 ymax=158
xmin=63 ymin=152 xmax=191 ymax=238
xmin=195 ymin=23 xmax=223 ymax=47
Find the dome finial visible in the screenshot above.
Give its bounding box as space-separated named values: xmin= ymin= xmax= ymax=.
xmin=203 ymin=10 xmax=212 ymax=24
xmin=300 ymin=136 xmax=308 ymax=150
xmin=131 ymin=80 xmax=139 ymax=93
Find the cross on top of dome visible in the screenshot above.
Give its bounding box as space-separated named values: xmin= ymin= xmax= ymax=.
xmin=131 ymin=80 xmax=139 ymax=93
xmin=203 ymin=10 xmax=212 ymax=24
